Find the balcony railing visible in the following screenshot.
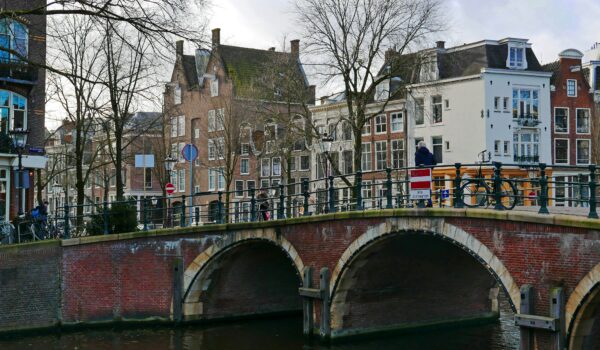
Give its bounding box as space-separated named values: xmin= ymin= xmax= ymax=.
xmin=0 ymin=59 xmax=38 ymax=83
xmin=513 ymin=115 xmax=541 ymax=127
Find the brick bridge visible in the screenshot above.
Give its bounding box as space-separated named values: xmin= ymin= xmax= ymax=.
xmin=1 ymin=208 xmax=600 ymax=350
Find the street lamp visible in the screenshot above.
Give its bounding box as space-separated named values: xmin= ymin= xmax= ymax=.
xmin=9 ymin=128 xmax=29 ymax=217
xmin=52 ymin=182 xmax=62 ymax=218
xmin=320 ymin=133 xmax=334 ymax=213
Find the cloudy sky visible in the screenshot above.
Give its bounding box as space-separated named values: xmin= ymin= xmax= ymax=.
xmin=209 ymin=0 xmax=600 ymax=74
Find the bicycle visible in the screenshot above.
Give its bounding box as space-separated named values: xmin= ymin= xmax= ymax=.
xmin=0 ymin=221 xmax=14 ymax=244
xmin=459 ymin=150 xmax=518 ymax=210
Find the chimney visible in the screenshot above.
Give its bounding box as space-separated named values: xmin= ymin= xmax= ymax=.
xmin=436 ymin=41 xmax=445 ymax=49
xmin=291 ymin=39 xmax=300 ymax=59
xmin=385 ymin=48 xmax=395 ymax=63
xmin=212 ymin=28 xmax=221 ymax=47
xmin=176 ymin=40 xmax=184 ymax=57
xmin=308 ymin=85 xmax=316 ymax=105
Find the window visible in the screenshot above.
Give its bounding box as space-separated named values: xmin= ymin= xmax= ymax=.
xmin=215 ymin=109 xmax=225 ymax=130
xmin=0 ymin=19 xmax=28 ymax=62
xmin=208 ymin=139 xmax=216 ymax=160
xmin=554 ymin=108 xmax=568 ymax=133
xmin=494 ymin=140 xmax=501 ymax=155
xmin=576 ymin=109 xmax=590 ymax=134
xmin=503 ymin=97 xmax=509 ymax=110
xmin=261 ymin=179 xmax=269 ymax=189
xmin=178 ymin=169 xmax=185 ymax=192
xmin=391 ymin=140 xmax=404 ymax=168
xmin=216 ymin=137 xmax=225 ymax=159
xmin=512 ymin=88 xmax=539 ymax=119
xmin=390 ymin=112 xmax=403 ymax=132
xmin=362 ymin=181 xmax=372 ymax=205
xmin=144 ymin=168 xmax=152 ymax=189
xmin=261 ymin=158 xmax=270 ymax=177
xmin=208 ymin=169 xmax=217 ymax=191
xmin=432 ymin=96 xmax=442 ymax=123
xmin=235 ymin=180 xmax=244 ymax=197
xmin=178 ymin=142 xmax=185 ymax=162
xmin=328 ymin=123 xmax=337 ymax=140
xmin=494 ymin=97 xmax=500 ymax=110
xmin=577 ymin=140 xmax=590 ymax=164
xmin=300 ymin=155 xmax=310 ymax=171
xmin=290 ymin=156 xmax=296 ymax=172
xmin=444 ymin=99 xmax=450 ymax=109
xmin=194 ymin=185 xmax=200 ymax=194
xmin=341 ymin=121 xmax=352 ymax=140
xmin=240 ymin=158 xmax=249 ymax=175
xmin=170 ymin=117 xmax=177 ymax=137
xmin=174 ymin=85 xmax=182 ymax=104
xmin=415 ymin=98 xmax=424 ymax=125
xmin=247 ymin=180 xmax=256 ymax=192
xmin=208 ymin=110 xmax=216 ymax=132
xmin=210 ymin=78 xmax=219 ymax=97
xmin=362 ymin=120 xmax=371 ymax=135
xmin=343 ymin=150 xmax=353 ymax=174
xmin=272 ymin=157 xmax=281 ymax=176
xmin=513 ymin=131 xmax=539 ymax=163
xmin=375 ymin=80 xmax=389 ymax=101
xmin=554 ymin=139 xmax=569 ymax=164
xmin=240 ymin=143 xmax=250 ymax=155
xmin=503 ymin=141 xmax=510 ymax=155
xmin=361 ymin=143 xmax=372 ymax=171
xmin=194 ymin=128 xmax=200 ymax=139
xmin=375 ymin=141 xmax=387 ymax=170
xmin=0 ymin=90 xmax=27 ymax=134
xmin=217 ymin=168 xmax=225 ymax=190
xmin=432 ymin=137 xmax=443 ymax=164
xmin=375 ymin=114 xmax=387 ymax=134
xmin=567 ymin=79 xmax=577 ymax=97
xmin=509 ymin=46 xmax=525 ymax=68
xmin=266 ymin=123 xmax=278 ymax=139
xmin=178 ymin=115 xmax=185 ymax=137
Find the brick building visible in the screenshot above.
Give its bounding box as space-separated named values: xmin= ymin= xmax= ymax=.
xmin=543 ymin=49 xmax=595 ymax=206
xmin=0 ymin=0 xmax=47 ymax=221
xmin=164 ymin=29 xmax=314 ymax=223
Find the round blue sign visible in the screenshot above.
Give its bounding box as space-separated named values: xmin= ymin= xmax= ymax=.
xmin=181 ymin=143 xmax=198 ymax=162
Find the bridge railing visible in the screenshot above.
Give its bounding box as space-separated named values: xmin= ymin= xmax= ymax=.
xmin=3 ymin=162 xmax=598 ymax=243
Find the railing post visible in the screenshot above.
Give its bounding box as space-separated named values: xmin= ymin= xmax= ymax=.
xmin=217 ymin=191 xmax=223 ymax=224
xmin=180 ymin=195 xmax=186 ymax=227
xmin=64 ymin=203 xmax=70 ymax=239
xmin=143 ymin=198 xmax=149 ymax=231
xmin=250 ymin=188 xmax=257 ymax=222
xmin=454 ymin=163 xmax=463 ymax=208
xmin=303 ymin=180 xmax=310 ymax=217
xmin=278 ymin=184 xmax=285 ymax=219
xmin=328 ymin=175 xmax=336 ymax=213
xmin=538 ymin=163 xmax=549 ymax=214
xmin=386 ymin=168 xmax=393 ymax=209
xmin=355 ymin=171 xmax=363 ymax=211
xmin=493 ymin=162 xmax=504 ymax=211
xmin=588 ymin=165 xmax=598 ymax=219
xmin=578 ymin=173 xmax=585 ymax=207
xmin=103 ymin=201 xmax=109 ymax=235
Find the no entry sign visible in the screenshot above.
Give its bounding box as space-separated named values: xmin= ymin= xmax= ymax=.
xmin=166 ymin=183 xmax=176 ymax=195
xmin=409 ymin=168 xmax=432 ymax=200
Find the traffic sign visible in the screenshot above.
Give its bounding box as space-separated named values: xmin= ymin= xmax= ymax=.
xmin=182 ymin=144 xmax=198 ymax=162
xmin=441 ymin=189 xmax=450 ymax=199
xmin=166 ymin=183 xmax=176 ymax=195
xmin=409 ymin=168 xmax=432 ymax=200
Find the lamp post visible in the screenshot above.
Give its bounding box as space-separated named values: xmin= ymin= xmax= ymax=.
xmin=164 ymin=154 xmax=177 ymax=227
xmin=52 ymin=182 xmax=62 ymax=218
xmin=9 ymin=128 xmax=29 ymax=218
xmin=320 ymin=133 xmax=333 ymax=213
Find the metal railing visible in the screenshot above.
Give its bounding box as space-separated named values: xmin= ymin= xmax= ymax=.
xmin=2 ymin=162 xmax=599 ymax=244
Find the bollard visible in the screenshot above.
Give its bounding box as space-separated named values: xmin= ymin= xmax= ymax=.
xmin=454 ymin=163 xmax=463 ymax=208
xmin=386 ymin=168 xmax=393 ymax=209
xmin=180 ymin=195 xmax=186 ymax=227
xmin=355 ymin=171 xmax=363 ymax=211
xmin=328 ymin=176 xmax=336 ymax=213
xmin=538 ymin=163 xmax=549 ymax=214
xmin=493 ymin=162 xmax=504 ymax=210
xmin=250 ymin=188 xmax=257 ymax=222
xmin=64 ymin=203 xmax=71 ymax=239
xmin=588 ymin=165 xmax=598 ymax=218
xmin=278 ymin=184 xmax=285 ymax=219
xmin=303 ymin=179 xmax=310 ymax=217
xmin=103 ymin=201 xmax=109 ymax=235
xmin=217 ymin=191 xmax=223 ymax=224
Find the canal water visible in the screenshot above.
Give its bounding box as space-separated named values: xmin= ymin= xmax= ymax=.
xmin=0 ymin=301 xmax=519 ymax=350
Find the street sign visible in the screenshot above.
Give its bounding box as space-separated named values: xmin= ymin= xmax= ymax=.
xmin=29 ymin=147 xmax=45 ymax=154
xmin=166 ymin=183 xmax=176 ymax=195
xmin=441 ymin=189 xmax=450 ymax=199
xmin=135 ymin=154 xmax=155 ymax=168
xmin=409 ymin=168 xmax=432 ymax=200
xmin=182 ymin=144 xmax=198 ymax=162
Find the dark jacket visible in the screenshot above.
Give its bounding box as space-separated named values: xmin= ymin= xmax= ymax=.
xmin=415 ymin=146 xmax=436 ymax=166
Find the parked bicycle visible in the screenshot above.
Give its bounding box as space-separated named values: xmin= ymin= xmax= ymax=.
xmin=0 ymin=220 xmax=14 ymax=244
xmin=460 ymin=150 xmax=518 ymax=210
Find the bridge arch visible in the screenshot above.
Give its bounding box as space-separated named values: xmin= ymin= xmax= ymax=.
xmin=329 ymin=217 xmax=520 ymax=336
xmin=567 ymin=262 xmax=600 ymax=350
xmin=182 ymin=228 xmax=304 ymax=320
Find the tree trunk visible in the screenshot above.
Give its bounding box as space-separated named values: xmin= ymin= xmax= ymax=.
xmin=115 ymin=126 xmax=124 ymax=201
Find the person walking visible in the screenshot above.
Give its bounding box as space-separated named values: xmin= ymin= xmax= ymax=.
xmin=257 ymin=190 xmax=270 ymax=221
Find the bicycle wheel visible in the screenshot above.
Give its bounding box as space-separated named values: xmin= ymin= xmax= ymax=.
xmin=498 ymin=179 xmax=518 ymax=210
xmin=460 ymin=180 xmax=490 ymax=208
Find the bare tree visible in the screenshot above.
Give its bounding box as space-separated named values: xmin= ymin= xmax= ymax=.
xmin=296 ymin=0 xmax=443 ymax=178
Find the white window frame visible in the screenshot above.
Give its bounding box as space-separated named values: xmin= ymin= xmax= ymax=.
xmin=432 ymin=95 xmax=443 ymax=124
xmin=554 ymin=107 xmax=569 ymax=134
xmin=390 ymin=112 xmax=403 ymax=133
xmin=299 ymin=155 xmax=310 ymax=171
xmin=240 ymin=158 xmax=249 ymax=175
xmin=375 ymin=141 xmax=387 ymax=170
xmin=174 ymin=84 xmax=181 ymax=105
xmin=361 ymin=142 xmax=372 ymax=171
xmin=566 ymin=79 xmax=577 ymax=97
xmin=576 ymin=108 xmax=591 ymax=134
xmin=170 ymin=117 xmax=177 ymax=137
xmin=375 ymin=114 xmax=387 ymax=134
xmin=576 ymin=139 xmax=591 ymax=165
xmin=208 ymin=139 xmax=216 ymax=160
xmin=208 ymin=110 xmax=216 ymax=132
xmin=508 ymin=45 xmax=526 ymax=69
xmin=177 ymin=115 xmax=185 ymax=137
xmin=391 ymin=139 xmax=404 ymax=168
xmin=272 ymin=157 xmax=282 ymax=177
xmin=210 ymin=78 xmax=219 ymax=97
xmin=178 ymin=169 xmax=185 ymax=192
xmin=235 ymin=180 xmax=244 ymax=198
xmin=414 ymin=98 xmax=424 ymax=125
xmin=208 ymin=169 xmax=216 ymax=191
xmin=554 ymin=138 xmax=569 ymax=164
xmin=361 ymin=120 xmax=371 ymax=135
xmin=261 ymin=158 xmax=270 ymax=177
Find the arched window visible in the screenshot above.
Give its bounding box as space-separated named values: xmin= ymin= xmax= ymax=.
xmin=0 ymin=19 xmax=28 ymax=62
xmin=0 ymin=90 xmax=27 ymax=134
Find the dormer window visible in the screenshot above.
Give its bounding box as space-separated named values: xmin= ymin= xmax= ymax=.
xmin=508 ymin=45 xmax=527 ymax=69
xmin=375 ymin=79 xmax=389 ymax=101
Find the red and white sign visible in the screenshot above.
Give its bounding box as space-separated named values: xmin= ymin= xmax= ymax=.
xmin=166 ymin=183 xmax=176 ymax=195
xmin=409 ymin=168 xmax=432 ymax=200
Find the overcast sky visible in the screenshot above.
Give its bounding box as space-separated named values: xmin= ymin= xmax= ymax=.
xmin=209 ymin=0 xmax=600 ymax=85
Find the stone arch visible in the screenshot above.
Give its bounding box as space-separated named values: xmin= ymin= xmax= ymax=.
xmin=329 ymin=217 xmax=520 ymax=334
xmin=181 ymin=228 xmax=304 ymax=319
xmin=566 ymin=262 xmax=600 ymax=349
